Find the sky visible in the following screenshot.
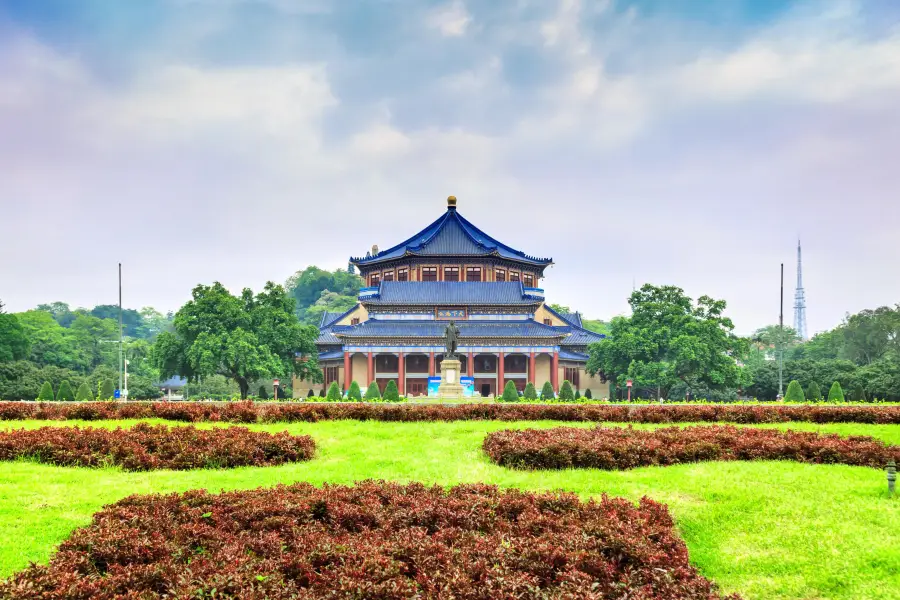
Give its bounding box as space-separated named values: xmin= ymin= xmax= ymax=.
xmin=0 ymin=0 xmax=898 ymax=336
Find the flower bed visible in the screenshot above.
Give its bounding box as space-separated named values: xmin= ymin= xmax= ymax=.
xmin=483 ymin=425 xmax=900 ymax=470
xmin=0 ymin=423 xmax=315 ymax=471
xmin=2 ymin=400 xmax=900 ymax=424
xmin=0 ymin=481 xmax=739 ymax=600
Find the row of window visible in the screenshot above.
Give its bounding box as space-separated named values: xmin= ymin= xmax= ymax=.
xmin=368 ymin=267 xmax=534 ymax=287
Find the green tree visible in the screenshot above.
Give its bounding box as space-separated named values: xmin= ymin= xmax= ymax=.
xmin=559 ymin=380 xmax=575 ymax=401
xmin=853 ymin=358 xmax=900 ymax=401
xmin=581 ymin=319 xmax=610 ymax=335
xmin=842 ymin=306 xmax=900 ymax=365
xmin=783 ymin=380 xmax=805 ymax=402
xmin=56 ymin=379 xmax=75 ymax=401
xmin=347 ymin=380 xmax=362 ymax=401
xmin=257 ymin=384 xmax=269 ymax=399
xmin=325 ymin=381 xmax=342 ymax=401
xmin=850 ymin=384 xmax=867 ymax=402
xmin=584 ymin=388 xmax=593 ymax=399
xmin=285 ymin=266 xmax=362 ymax=323
xmin=36 ymin=381 xmax=54 ymax=401
xmin=0 ymin=313 xmax=30 ymax=362
xmin=548 ymin=303 xmax=571 ymax=314
xmin=90 ymin=305 xmax=144 ymax=338
xmin=383 ymin=380 xmax=400 ymax=401
xmin=35 ymin=302 xmax=76 ymax=327
xmin=364 ymin=381 xmax=382 ymax=401
xmin=574 ymin=389 xmax=581 ymax=400
xmin=501 ymin=380 xmax=519 ymax=402
xmin=15 ymin=311 xmax=87 ymax=371
xmin=523 ymin=382 xmax=537 ymax=400
xmin=587 ymin=285 xmax=746 ymax=400
xmin=126 ymin=375 xmax=162 ymax=399
xmin=98 ymin=379 xmax=115 ymax=400
xmin=75 ymin=382 xmax=93 ymax=401
xmin=151 ymin=282 xmax=321 ymax=398
xmin=540 ymin=381 xmax=554 ymax=400
xmin=70 ymin=314 xmax=119 ymax=371
xmin=827 ymin=381 xmax=845 ymax=402
xmin=806 ymin=381 xmax=822 ymax=401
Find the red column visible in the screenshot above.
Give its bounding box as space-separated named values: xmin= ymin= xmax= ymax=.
xmin=498 ymin=352 xmax=505 ymax=393
xmin=398 ymin=352 xmax=405 ymax=396
xmin=343 ymin=351 xmax=351 ymax=391
xmin=551 ymin=351 xmax=559 ymax=391
xmin=468 ymin=350 xmax=474 ymax=376
xmin=429 ymin=352 xmax=435 ymax=377
xmin=529 ymin=352 xmax=536 ymax=385
xmin=367 ymin=352 xmax=374 ymax=386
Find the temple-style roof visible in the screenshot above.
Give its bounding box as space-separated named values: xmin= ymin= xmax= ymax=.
xmin=333 ymin=319 xmax=567 ymax=339
xmin=350 ymin=199 xmax=552 ymax=267
xmin=363 ymin=281 xmax=542 ymax=306
xmin=558 ymin=311 xmax=583 ymax=328
xmin=318 ymin=349 xmax=344 ymax=360
xmin=319 ymin=311 xmax=346 ymax=328
xmin=560 ymin=328 xmax=606 ymax=346
xmin=559 ymin=349 xmax=590 ymax=361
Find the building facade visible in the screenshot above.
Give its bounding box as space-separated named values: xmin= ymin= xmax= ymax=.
xmin=294 ymin=196 xmax=609 ymax=398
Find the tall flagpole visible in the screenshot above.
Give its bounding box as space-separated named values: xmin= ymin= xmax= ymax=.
xmin=118 ymin=263 xmax=123 ymax=396
xmin=778 ymin=263 xmax=784 ymax=398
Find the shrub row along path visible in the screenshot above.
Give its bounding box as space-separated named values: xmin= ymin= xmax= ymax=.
xmin=0 ymin=423 xmax=315 ymax=471
xmin=1 ymin=419 xmax=899 ymax=600
xmin=0 ymin=481 xmax=739 ymax=600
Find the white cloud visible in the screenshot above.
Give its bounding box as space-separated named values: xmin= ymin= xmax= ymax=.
xmin=427 ymin=1 xmax=472 ymax=37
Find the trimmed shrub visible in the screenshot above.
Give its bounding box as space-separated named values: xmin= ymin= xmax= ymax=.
xmin=257 ymin=385 xmax=269 ymax=400
xmin=523 ymin=382 xmax=538 ymax=400
xmin=325 ymin=381 xmax=342 ymax=401
xmin=828 ymin=381 xmax=845 ymax=402
xmin=383 ymin=380 xmax=400 ymax=402
xmin=806 ymin=382 xmax=822 ymax=401
xmin=0 ymin=423 xmax=315 ymax=471
xmin=559 ymin=380 xmax=575 ymax=401
xmin=575 ymin=389 xmax=581 ymax=400
xmin=540 ymin=381 xmax=554 ymax=400
xmin=347 ymin=380 xmax=362 ymax=401
xmin=784 ymin=380 xmax=805 ymax=402
xmin=74 ymin=383 xmax=93 ymax=402
xmin=307 ymin=388 xmax=315 ymax=398
xmin=98 ymin=379 xmax=115 ymax=401
xmin=851 ymin=384 xmax=867 ymax=402
xmin=364 ymin=381 xmax=382 ymax=401
xmin=501 ymin=380 xmax=519 ymax=402
xmin=484 ymin=425 xmax=900 ymax=471
xmin=36 ymin=381 xmax=54 ymax=401
xmin=0 ymin=481 xmax=740 ymax=600
xmin=56 ymin=380 xmax=75 ymax=402
xmin=585 ymin=388 xmax=593 ymax=399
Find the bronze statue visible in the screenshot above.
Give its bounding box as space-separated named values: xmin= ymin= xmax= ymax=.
xmin=444 ymin=320 xmax=460 ymax=359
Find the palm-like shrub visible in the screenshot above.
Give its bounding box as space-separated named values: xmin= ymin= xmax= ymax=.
xmin=501 ymin=381 xmax=519 ymax=402
xmin=806 ymin=382 xmax=822 ymax=401
xmin=36 ymin=381 xmax=54 ymax=401
xmin=540 ymin=381 xmax=554 ymax=400
xmin=383 ymin=380 xmax=400 ymax=401
xmin=75 ymin=382 xmax=93 ymax=401
xmin=559 ymin=380 xmax=575 ymax=401
xmin=364 ymin=381 xmax=382 ymax=401
xmin=57 ymin=380 xmax=75 ymax=402
xmin=828 ymin=381 xmax=845 ymax=402
xmin=784 ymin=380 xmax=805 ymax=402
xmin=325 ymin=382 xmax=342 ymax=401
xmin=523 ymin=382 xmax=538 ymax=400
xmin=347 ymin=381 xmax=362 ymax=401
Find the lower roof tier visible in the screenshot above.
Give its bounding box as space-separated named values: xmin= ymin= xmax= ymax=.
xmin=331 ymin=319 xmax=566 ymax=339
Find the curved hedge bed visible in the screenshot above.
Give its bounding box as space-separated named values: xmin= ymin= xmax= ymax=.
xmin=483 ymin=425 xmax=900 ymax=470
xmin=0 ymin=481 xmax=739 ymax=600
xmin=2 ymin=400 xmax=900 ymax=424
xmin=0 ymin=423 xmax=315 ymax=471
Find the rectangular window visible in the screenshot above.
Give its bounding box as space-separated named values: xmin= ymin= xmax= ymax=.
xmin=495 ymin=269 xmax=506 ymax=282
xmin=370 ymin=273 xmax=381 ymax=286
xmin=351 ymin=317 xmax=360 ymax=325
xmin=544 ymin=318 xmax=552 ymax=325
xmin=509 ymin=272 xmax=520 ymax=283
xmin=564 ymin=367 xmax=580 ymax=389
xmin=444 ymin=267 xmax=459 ymax=282
xmin=466 ymin=266 xmax=481 ymax=282
xmin=382 ymin=270 xmax=394 ymax=282
xmin=397 ymin=268 xmax=408 ymax=282
xmin=422 ymin=267 xmax=438 ymax=282
xmin=523 ymin=274 xmax=534 ymax=287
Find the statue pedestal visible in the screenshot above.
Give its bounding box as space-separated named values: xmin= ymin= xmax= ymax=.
xmin=437 ymin=359 xmax=464 ymax=399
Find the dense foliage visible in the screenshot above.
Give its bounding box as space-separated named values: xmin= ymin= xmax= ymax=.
xmin=0 ymin=423 xmax=314 ymax=471
xmin=151 ymin=282 xmax=320 ymax=398
xmin=0 ymin=481 xmax=738 ymax=600
xmin=36 ymin=381 xmax=54 ymax=401
xmin=501 ymin=380 xmax=519 ymax=402
xmin=483 ymin=425 xmax=900 ymax=471
xmin=285 ymin=266 xmax=363 ymax=325
xmin=2 ymin=401 xmax=900 ymax=424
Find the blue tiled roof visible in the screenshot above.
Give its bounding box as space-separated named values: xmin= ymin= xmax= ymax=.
xmin=559 ymin=312 xmax=583 ymax=328
xmin=350 ymin=205 xmax=552 ymax=266
xmin=318 ymin=349 xmax=344 ymax=360
xmin=559 ymin=349 xmax=589 ymax=361
xmin=364 ymin=281 xmax=541 ymax=305
xmin=333 ymin=319 xmax=567 ymax=339
xmin=561 ymin=328 xmax=606 ymax=345
xmin=319 ymin=311 xmax=345 ymax=327
xmin=316 ymin=329 xmax=341 ymax=344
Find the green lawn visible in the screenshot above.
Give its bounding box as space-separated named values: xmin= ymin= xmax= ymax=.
xmin=1 ymin=419 xmax=899 ymax=599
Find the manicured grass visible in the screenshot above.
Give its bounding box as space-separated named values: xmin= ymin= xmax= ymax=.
xmin=1 ymin=419 xmax=898 ymax=600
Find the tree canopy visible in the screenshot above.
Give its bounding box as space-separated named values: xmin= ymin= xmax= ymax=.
xmin=285 ymin=267 xmax=363 ymax=325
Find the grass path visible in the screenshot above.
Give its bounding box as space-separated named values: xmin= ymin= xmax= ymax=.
xmin=1 ymin=419 xmax=899 ymax=599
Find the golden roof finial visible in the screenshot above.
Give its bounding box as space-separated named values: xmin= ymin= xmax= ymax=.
xmin=447 ymin=195 xmax=457 ymax=208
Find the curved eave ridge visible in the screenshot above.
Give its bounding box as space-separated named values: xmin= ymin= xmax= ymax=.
xmin=364 ymin=281 xmax=540 ymax=306
xmin=350 ymin=208 xmax=552 ymax=266
xmin=332 ymin=319 xmax=569 ymax=339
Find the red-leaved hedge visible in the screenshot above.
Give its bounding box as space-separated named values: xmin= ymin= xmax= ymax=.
xmin=1 ymin=400 xmax=900 ymax=424
xmin=0 ymin=481 xmax=739 ymax=600
xmin=483 ymin=425 xmax=900 ymax=470
xmin=0 ymin=423 xmax=315 ymax=471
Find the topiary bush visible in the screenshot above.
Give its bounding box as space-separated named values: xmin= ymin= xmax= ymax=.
xmin=575 ymin=389 xmax=581 ymax=400
xmin=523 ymin=382 xmax=537 ymax=400
xmin=74 ymin=382 xmax=93 ymax=402
xmin=806 ymin=382 xmax=822 ymax=401
xmin=347 ymin=381 xmax=362 ymax=401
xmin=364 ymin=381 xmax=382 ymax=401
xmin=584 ymin=388 xmax=593 ymax=399
xmin=98 ymin=379 xmax=115 ymax=401
xmin=540 ymin=381 xmax=554 ymax=400
xmin=257 ymin=385 xmax=269 ymax=400
xmin=828 ymin=381 xmax=845 ymax=402
xmin=784 ymin=380 xmax=805 ymax=402
xmin=851 ymin=384 xmax=867 ymax=402
xmin=383 ymin=380 xmax=400 ymax=402
xmin=36 ymin=381 xmax=54 ymax=401
xmin=307 ymin=389 xmax=315 ymax=398
xmin=325 ymin=381 xmax=342 ymax=401
xmin=56 ymin=380 xmax=75 ymax=402
xmin=501 ymin=380 xmax=519 ymax=402
xmin=559 ymin=380 xmax=575 ymax=401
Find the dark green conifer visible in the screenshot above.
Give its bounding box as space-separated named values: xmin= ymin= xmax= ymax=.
xmin=364 ymin=381 xmax=382 ymax=401
xmin=57 ymin=380 xmax=75 ymax=402
xmin=540 ymin=381 xmax=555 ymax=400
xmin=326 ymin=381 xmax=342 ymax=401
xmin=36 ymin=381 xmax=54 ymax=401
xmin=75 ymin=382 xmax=93 ymax=401
xmin=307 ymin=388 xmax=315 ymax=398
xmin=348 ymin=380 xmax=363 ymax=401
xmin=559 ymin=380 xmax=575 ymax=401
xmin=584 ymin=388 xmax=593 ymax=399
xmin=502 ymin=380 xmax=519 ymax=402
xmin=851 ymin=384 xmax=867 ymax=402
xmin=784 ymin=380 xmax=805 ymax=402
xmin=383 ymin=380 xmax=400 ymax=401
xmin=805 ymin=382 xmax=822 ymax=401
xmin=98 ymin=379 xmax=115 ymax=400
xmin=258 ymin=385 xmax=269 ymax=399
xmin=523 ymin=382 xmax=538 ymax=400
xmin=827 ymin=381 xmax=845 ymax=402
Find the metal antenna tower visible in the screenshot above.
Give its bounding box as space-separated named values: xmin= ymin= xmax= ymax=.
xmin=793 ymin=239 xmax=808 ymax=341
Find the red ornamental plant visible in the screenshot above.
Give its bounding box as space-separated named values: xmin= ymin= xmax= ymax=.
xmin=483 ymin=425 xmax=900 ymax=471
xmin=1 ymin=401 xmax=900 ymax=424
xmin=0 ymin=481 xmax=740 ymax=600
xmin=0 ymin=423 xmax=315 ymax=471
